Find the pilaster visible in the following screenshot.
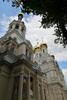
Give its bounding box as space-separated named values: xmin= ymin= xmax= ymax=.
xmin=18 ymin=74 xmax=23 ymax=100
xmin=36 ymin=78 xmax=40 ymax=100
xmin=28 ymin=72 xmax=30 ymax=100
xmin=41 ymin=80 xmax=45 ymax=100
xmin=6 ymin=74 xmax=14 ymax=100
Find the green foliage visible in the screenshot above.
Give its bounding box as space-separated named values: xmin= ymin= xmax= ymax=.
xmin=3 ymin=0 xmax=67 ymax=47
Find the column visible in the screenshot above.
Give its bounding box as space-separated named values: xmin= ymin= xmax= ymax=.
xmin=35 ymin=79 xmax=40 ymax=100
xmin=41 ymin=80 xmax=45 ymax=100
xmin=33 ymin=77 xmax=36 ymax=100
xmin=18 ymin=74 xmax=23 ymax=100
xmin=28 ymin=72 xmax=30 ymax=100
xmin=6 ymin=74 xmax=14 ymax=100
xmin=45 ymin=85 xmax=50 ymax=100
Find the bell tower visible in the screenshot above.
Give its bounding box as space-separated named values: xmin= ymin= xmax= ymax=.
xmin=0 ymin=13 xmax=33 ymax=100
xmin=6 ymin=13 xmax=26 ymax=44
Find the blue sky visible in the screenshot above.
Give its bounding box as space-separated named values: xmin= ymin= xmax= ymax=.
xmin=58 ymin=61 xmax=67 ymax=69
xmin=0 ymin=1 xmax=20 ymax=16
xmin=0 ymin=1 xmax=67 ymax=83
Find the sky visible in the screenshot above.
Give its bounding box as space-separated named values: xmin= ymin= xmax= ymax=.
xmin=0 ymin=0 xmax=67 ymax=84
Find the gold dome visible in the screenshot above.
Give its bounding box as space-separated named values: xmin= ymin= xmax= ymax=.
xmin=18 ymin=13 xmax=24 ymax=21
xmin=33 ymin=47 xmax=40 ymax=53
xmin=33 ymin=43 xmax=48 ymax=52
xmin=40 ymin=43 xmax=47 ymax=48
xmin=18 ymin=13 xmax=23 ymax=17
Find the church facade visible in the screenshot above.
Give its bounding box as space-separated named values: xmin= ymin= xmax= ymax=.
xmin=0 ymin=13 xmax=67 ymax=100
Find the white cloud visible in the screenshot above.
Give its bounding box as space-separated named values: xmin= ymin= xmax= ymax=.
xmin=0 ymin=14 xmax=18 ymax=37
xmin=62 ymin=69 xmax=67 ymax=85
xmin=24 ymin=15 xmax=67 ymax=62
xmin=0 ymin=14 xmax=11 ymax=37
xmin=0 ymin=14 xmax=67 ymax=62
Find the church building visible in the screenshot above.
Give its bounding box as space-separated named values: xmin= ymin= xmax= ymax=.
xmin=0 ymin=13 xmax=67 ymax=100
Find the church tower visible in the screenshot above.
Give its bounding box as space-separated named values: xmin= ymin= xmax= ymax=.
xmin=6 ymin=13 xmax=26 ymax=44
xmin=0 ymin=14 xmax=48 ymax=100
xmin=0 ymin=13 xmax=33 ymax=100
xmin=33 ymin=43 xmax=65 ymax=100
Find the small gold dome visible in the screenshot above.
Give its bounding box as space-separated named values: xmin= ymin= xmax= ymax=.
xmin=40 ymin=43 xmax=47 ymax=48
xmin=18 ymin=13 xmax=23 ymax=17
xmin=18 ymin=13 xmax=24 ymax=21
xmin=33 ymin=47 xmax=40 ymax=53
xmin=33 ymin=43 xmax=48 ymax=52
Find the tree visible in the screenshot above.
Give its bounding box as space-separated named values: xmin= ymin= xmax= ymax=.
xmin=3 ymin=0 xmax=67 ymax=47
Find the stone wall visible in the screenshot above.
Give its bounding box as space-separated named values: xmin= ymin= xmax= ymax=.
xmin=0 ymin=65 xmax=10 ymax=100
xmin=48 ymin=83 xmax=65 ymax=100
xmin=64 ymin=87 xmax=67 ymax=100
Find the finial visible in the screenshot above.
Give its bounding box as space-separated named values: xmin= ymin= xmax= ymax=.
xmin=18 ymin=13 xmax=23 ymax=21
xmin=36 ymin=39 xmax=40 ymax=47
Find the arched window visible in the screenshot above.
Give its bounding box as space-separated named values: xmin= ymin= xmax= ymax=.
xmin=26 ymin=48 xmax=28 ymax=57
xmin=10 ymin=25 xmax=12 ymax=29
xmin=36 ymin=53 xmax=38 ymax=57
xmin=9 ymin=25 xmax=12 ymax=29
xmin=43 ymin=49 xmax=45 ymax=53
xmin=15 ymin=24 xmax=19 ymax=29
xmin=39 ymin=53 xmax=41 ymax=57
xmin=21 ymin=27 xmax=24 ymax=31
